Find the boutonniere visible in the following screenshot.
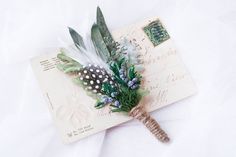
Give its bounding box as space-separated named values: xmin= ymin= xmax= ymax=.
xmin=57 ymin=7 xmax=169 ymax=142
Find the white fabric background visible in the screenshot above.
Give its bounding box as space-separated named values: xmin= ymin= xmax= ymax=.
xmin=0 ymin=0 xmax=236 ymax=156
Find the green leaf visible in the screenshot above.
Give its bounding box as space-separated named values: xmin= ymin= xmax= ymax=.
xmin=96 ymin=6 xmax=116 ymax=53
xmin=95 ymin=101 xmax=105 ymax=109
xmin=102 ymin=82 xmax=116 ymax=95
xmin=111 ymin=108 xmax=124 ymax=112
xmin=110 ymin=62 xmax=119 ymax=76
xmin=57 ymin=52 xmax=74 ymax=62
xmin=117 ymin=57 xmax=125 ymax=69
xmin=64 ymin=66 xmax=80 ymax=73
xmin=128 ymin=65 xmax=136 ymax=80
xmin=56 ymin=63 xmax=65 ymax=71
xmin=68 ymin=27 xmax=86 ymax=49
xmin=91 ymin=24 xmax=111 ymax=62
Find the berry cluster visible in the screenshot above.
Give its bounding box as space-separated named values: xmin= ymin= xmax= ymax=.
xmin=128 ymin=78 xmax=139 ymax=90
xmin=99 ymin=95 xmax=121 ymax=108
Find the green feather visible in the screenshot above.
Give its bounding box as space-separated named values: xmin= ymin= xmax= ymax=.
xmin=96 ymin=7 xmax=116 ymax=54
xmin=91 ymin=24 xmax=111 ymax=62
xmin=68 ymin=27 xmax=86 ymax=49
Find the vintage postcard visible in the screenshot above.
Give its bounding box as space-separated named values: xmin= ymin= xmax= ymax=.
xmin=31 ymin=17 xmax=197 ymax=143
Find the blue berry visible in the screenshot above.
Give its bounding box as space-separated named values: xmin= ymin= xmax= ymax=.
xmin=132 ymin=78 xmax=138 ymax=83
xmin=101 ymin=95 xmax=107 ymax=100
xmin=111 ymin=92 xmax=118 ymax=98
xmin=120 ymin=76 xmax=128 ymax=82
xmin=128 ymin=80 xmax=134 ymax=87
xmin=119 ymin=69 xmax=124 ymax=74
xmin=111 ymin=93 xmax=115 ymax=97
xmin=114 ymin=100 xmax=121 ymax=108
xmin=131 ymin=84 xmax=139 ymax=90
xmin=101 ymin=96 xmax=113 ymax=104
xmin=102 ymin=98 xmax=108 ymax=104
xmin=107 ymin=97 xmax=113 ymax=103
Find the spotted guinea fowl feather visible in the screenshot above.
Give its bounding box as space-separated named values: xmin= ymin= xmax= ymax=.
xmin=76 ymin=64 xmax=116 ymax=95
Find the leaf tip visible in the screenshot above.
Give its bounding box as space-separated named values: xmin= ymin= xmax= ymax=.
xmin=97 ymin=6 xmax=101 ymax=14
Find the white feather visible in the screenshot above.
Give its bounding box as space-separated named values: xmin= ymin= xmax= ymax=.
xmin=59 ymin=36 xmax=112 ymax=73
xmin=119 ymin=37 xmax=142 ymax=66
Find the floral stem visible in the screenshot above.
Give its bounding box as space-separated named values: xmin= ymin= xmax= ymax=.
xmin=129 ymin=105 xmax=170 ymax=143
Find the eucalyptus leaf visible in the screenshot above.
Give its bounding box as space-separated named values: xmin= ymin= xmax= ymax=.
xmin=91 ymin=24 xmax=111 ymax=62
xmin=68 ymin=27 xmax=86 ymax=49
xmin=96 ymin=6 xmax=115 ymax=53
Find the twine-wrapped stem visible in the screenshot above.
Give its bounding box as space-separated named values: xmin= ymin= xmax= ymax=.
xmin=129 ymin=105 xmax=170 ymax=143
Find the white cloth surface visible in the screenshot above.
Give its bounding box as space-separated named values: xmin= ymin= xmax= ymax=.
xmin=0 ymin=0 xmax=236 ymax=157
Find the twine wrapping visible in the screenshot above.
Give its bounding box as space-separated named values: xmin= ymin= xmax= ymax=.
xmin=129 ymin=105 xmax=170 ymax=143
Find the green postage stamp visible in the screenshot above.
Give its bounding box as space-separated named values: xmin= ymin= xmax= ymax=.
xmin=143 ymin=20 xmax=170 ymax=46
